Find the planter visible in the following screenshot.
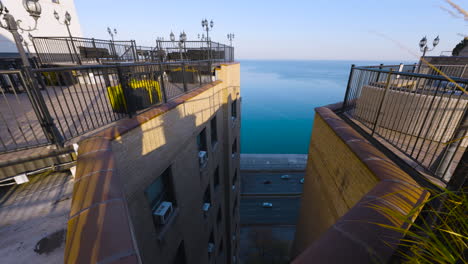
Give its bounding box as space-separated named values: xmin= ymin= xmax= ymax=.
xmin=107 ymin=79 xmax=162 ymax=113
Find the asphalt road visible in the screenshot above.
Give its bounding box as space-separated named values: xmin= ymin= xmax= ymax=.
xmin=240 ymin=197 xmax=301 ymax=225
xmin=241 ymin=172 xmax=304 ymax=194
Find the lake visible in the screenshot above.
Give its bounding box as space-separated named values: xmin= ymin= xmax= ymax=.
xmin=239 ymin=60 xmax=406 ymax=154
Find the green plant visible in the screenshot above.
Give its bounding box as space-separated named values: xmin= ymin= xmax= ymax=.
xmin=452 ymin=38 xmax=468 ymax=56
xmin=371 ymin=189 xmax=467 ymax=264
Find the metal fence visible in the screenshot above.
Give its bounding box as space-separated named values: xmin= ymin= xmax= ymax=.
xmin=341 ymin=65 xmax=468 ymax=183
xmin=32 ymin=37 xmax=235 ymax=66
xmin=0 ymin=60 xmax=215 ymax=153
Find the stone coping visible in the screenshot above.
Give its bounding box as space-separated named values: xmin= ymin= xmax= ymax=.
xmin=292 ymin=104 xmax=430 ymax=264
xmin=65 ymin=63 xmax=238 ymax=264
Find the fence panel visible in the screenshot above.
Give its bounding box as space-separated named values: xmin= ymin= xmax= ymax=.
xmin=342 ymin=66 xmax=468 ymax=183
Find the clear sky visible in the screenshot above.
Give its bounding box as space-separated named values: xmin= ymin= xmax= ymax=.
xmin=75 ymin=0 xmax=467 ymax=61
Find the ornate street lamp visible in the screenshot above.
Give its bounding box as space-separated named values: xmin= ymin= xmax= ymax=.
xmin=0 ymin=0 xmax=63 ymax=146
xmin=201 ymin=19 xmax=214 ymax=60
xmin=417 ymin=35 xmax=439 ymax=72
xmin=0 ymin=0 xmax=42 ymax=67
xmin=227 ymin=33 xmax=235 ymax=46
xmin=54 ymin=10 xmax=81 ymax=64
xmin=107 ymin=27 xmax=117 ymax=41
xmin=170 ymin=31 xmax=186 ymax=61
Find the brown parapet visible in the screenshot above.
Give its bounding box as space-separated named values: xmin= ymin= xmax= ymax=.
xmin=293 ymin=105 xmax=430 ymax=264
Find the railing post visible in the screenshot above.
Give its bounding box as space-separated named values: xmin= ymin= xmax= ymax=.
xmin=91 ymin=38 xmax=99 ymax=64
xmin=24 ymin=67 xmax=64 ymax=147
xmin=116 ymin=64 xmax=136 ymax=117
xmin=158 ymin=63 xmax=168 ymax=103
xmin=372 ymin=69 xmax=393 ymax=136
xmin=375 ymin=63 xmax=383 ymax=82
xmin=131 ymin=40 xmax=139 ymax=62
xmin=434 ymin=108 xmax=468 ymax=181
xmin=181 ymin=61 xmax=188 ymax=92
xmin=65 ymin=38 xmax=75 ymax=64
xmin=341 ymin=64 xmax=355 ymax=112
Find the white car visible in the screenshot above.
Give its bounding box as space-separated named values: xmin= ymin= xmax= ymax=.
xmin=262 ymin=202 xmax=273 ymax=208
xmin=300 ymin=178 xmax=304 ymax=184
xmin=280 ymin=174 xmax=291 ymax=180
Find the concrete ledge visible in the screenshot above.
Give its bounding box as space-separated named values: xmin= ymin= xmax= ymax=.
xmin=292 ymin=105 xmax=430 ymax=264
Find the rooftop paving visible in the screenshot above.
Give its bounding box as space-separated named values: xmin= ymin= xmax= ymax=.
xmin=0 ymin=171 xmax=73 ymax=264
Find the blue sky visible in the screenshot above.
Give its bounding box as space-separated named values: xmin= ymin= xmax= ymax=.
xmin=75 ymin=0 xmax=466 ymax=61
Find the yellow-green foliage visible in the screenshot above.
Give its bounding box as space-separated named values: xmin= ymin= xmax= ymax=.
xmin=371 ymin=189 xmax=467 ymax=264
xmin=107 ymin=79 xmax=162 ymax=112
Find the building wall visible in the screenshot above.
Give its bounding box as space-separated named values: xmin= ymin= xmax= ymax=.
xmin=111 ymin=63 xmax=241 ymax=264
xmin=291 ymin=105 xmax=429 ymax=263
xmin=0 ymin=0 xmax=83 ymax=54
xmin=292 ymin=113 xmax=380 ymax=256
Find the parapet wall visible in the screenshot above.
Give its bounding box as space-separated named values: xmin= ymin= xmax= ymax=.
xmin=291 ymin=104 xmax=430 ymax=264
xmin=65 ymin=63 xmax=240 ymax=264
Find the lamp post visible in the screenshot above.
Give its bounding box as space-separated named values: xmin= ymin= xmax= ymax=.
xmin=0 ymin=0 xmax=41 ymax=68
xmin=107 ymin=27 xmax=117 ymax=41
xmin=417 ymin=35 xmax=439 ymax=72
xmin=54 ymin=10 xmax=81 ymax=64
xmin=201 ymin=19 xmax=213 ymax=60
xmin=170 ymin=31 xmax=186 ymax=61
xmin=227 ymin=33 xmax=234 ymax=46
xmin=0 ymin=0 xmax=63 ymax=147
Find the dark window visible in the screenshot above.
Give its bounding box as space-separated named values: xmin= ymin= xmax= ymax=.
xmin=52 ymin=0 xmax=60 ymax=3
xmin=145 ymin=167 xmax=176 ymax=210
xmin=203 ymin=184 xmax=211 ymax=204
xmin=217 ymin=206 xmax=222 ymax=226
xmin=233 ymin=196 xmax=238 ymax=216
xmin=231 ymin=99 xmax=237 ymax=119
xmin=173 ymin=241 xmax=187 ymax=264
xmin=231 ymin=139 xmax=237 ymax=158
xmin=219 ymin=239 xmax=224 ymax=256
xmin=197 ymin=128 xmax=208 ymax=153
xmin=208 ymin=230 xmax=215 ymax=258
xmin=232 ymin=169 xmax=237 ymax=190
xmin=214 ymin=166 xmax=220 ymax=189
xmin=211 ymin=116 xmax=218 ymax=147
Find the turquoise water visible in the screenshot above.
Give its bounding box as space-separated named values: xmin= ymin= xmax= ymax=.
xmin=239 ymin=60 xmax=403 ymax=154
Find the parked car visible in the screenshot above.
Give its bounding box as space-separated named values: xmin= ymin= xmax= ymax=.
xmin=262 ymin=202 xmax=273 ymax=208
xmin=280 ymin=174 xmax=291 ymax=180
xmin=300 ymin=178 xmax=304 ymax=184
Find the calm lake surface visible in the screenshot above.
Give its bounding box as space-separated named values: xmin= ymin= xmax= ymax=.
xmin=239 ymin=60 xmax=405 ymax=154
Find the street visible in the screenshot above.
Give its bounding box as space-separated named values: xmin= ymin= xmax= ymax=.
xmin=240 ymin=196 xmax=301 ymax=225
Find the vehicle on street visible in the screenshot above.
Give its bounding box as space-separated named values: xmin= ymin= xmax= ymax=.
xmin=300 ymin=178 xmax=304 ymax=184
xmin=262 ymin=202 xmax=273 ymax=208
xmin=280 ymin=174 xmax=291 ymax=180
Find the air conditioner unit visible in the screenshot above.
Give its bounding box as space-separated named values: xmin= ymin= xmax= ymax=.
xmin=207 ymin=242 xmax=215 ymax=253
xmin=199 ymin=151 xmax=208 ymax=167
xmin=202 ymin=202 xmax=211 ymax=212
xmin=153 ymin=201 xmax=173 ymax=225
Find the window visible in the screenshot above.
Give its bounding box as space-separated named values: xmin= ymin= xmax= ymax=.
xmin=217 ymin=206 xmax=222 ymax=226
xmin=203 ymin=185 xmax=211 ymax=205
xmin=197 ymin=128 xmax=208 ymax=168
xmin=218 ymin=239 xmax=224 ymax=256
xmin=231 ymin=99 xmax=237 ymax=120
xmin=232 ymin=170 xmax=237 ymax=191
xmin=52 ymin=0 xmax=60 ymax=3
xmin=173 ymin=241 xmax=187 ymax=264
xmin=213 ymin=166 xmax=220 ymax=190
xmin=233 ymin=196 xmax=238 ymax=216
xmin=197 ymin=128 xmax=208 ymax=152
xmin=231 ymin=139 xmax=237 ymax=158
xmin=145 ymin=167 xmax=176 ymax=211
xmin=208 ymin=230 xmax=215 ymax=257
xmin=210 ymin=116 xmax=218 ymax=148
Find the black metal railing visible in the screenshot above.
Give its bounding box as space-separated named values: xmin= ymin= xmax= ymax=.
xmin=341 ymin=64 xmax=468 ymax=183
xmin=32 ymin=37 xmax=235 ymax=66
xmin=0 ymin=60 xmax=216 ymax=153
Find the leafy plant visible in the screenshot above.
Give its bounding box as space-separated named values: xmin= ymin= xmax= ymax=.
xmin=370 ymin=189 xmax=467 ymax=264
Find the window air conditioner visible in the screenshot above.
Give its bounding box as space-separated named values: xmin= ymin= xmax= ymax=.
xmin=199 ymin=151 xmax=208 ymax=167
xmin=153 ymin=201 xmax=173 ymax=225
xmin=202 ymin=202 xmax=211 ymax=212
xmin=208 ymin=242 xmax=215 ymax=253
